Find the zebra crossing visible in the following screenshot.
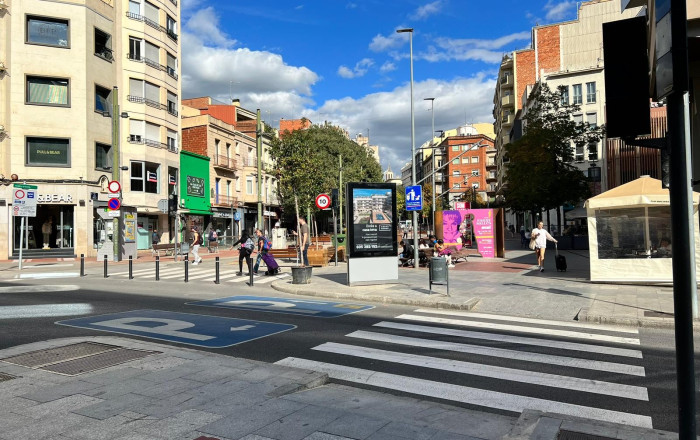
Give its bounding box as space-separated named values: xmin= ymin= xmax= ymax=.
xmin=105 ymin=265 xmax=290 ymax=284
xmin=275 ymin=309 xmax=653 ymax=429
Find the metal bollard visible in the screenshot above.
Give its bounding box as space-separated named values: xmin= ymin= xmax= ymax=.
xmin=80 ymin=254 xmax=85 ymax=277
xmin=248 ymin=256 xmax=254 ymax=287
xmin=215 ymin=256 xmax=220 ymax=284
xmin=155 ymin=255 xmax=160 ymax=281
xmin=184 ymin=258 xmax=189 ymax=283
xmin=103 ymin=255 xmax=108 ymax=278
xmin=128 ymin=255 xmax=133 ymax=279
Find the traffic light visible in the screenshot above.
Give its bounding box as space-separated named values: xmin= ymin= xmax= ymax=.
xmin=168 ymin=194 xmax=178 ymax=214
xmin=331 ymin=188 xmax=339 ymax=209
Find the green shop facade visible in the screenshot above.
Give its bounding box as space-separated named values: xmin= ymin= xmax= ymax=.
xmin=179 ymin=151 xmax=211 ymax=243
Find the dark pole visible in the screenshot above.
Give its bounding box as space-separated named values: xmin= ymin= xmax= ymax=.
xmin=249 ymin=255 xmax=254 ymax=286
xmin=128 ymin=255 xmax=133 ymax=279
xmin=155 ymin=255 xmax=160 ymax=281
xmin=215 ymin=256 xmax=220 ymax=284
xmin=184 ymin=257 xmax=189 ymax=283
xmin=103 ymin=255 xmax=108 ymax=278
xmin=80 ymin=254 xmax=85 ymax=277
xmin=667 ymin=0 xmax=697 ymax=437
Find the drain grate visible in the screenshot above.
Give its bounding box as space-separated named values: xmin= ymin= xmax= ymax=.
xmin=40 ymin=348 xmax=157 ymax=376
xmin=0 ymin=342 xmax=120 ymax=368
xmin=558 ymin=431 xmax=615 ymax=440
xmin=0 ymin=372 xmax=16 ymax=382
xmin=644 ymin=310 xmax=674 ymax=318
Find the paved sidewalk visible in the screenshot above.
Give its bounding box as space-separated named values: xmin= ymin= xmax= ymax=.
xmin=0 ymin=337 xmax=683 ymax=440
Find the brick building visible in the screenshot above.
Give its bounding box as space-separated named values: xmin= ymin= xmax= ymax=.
xmin=279 ymin=118 xmax=312 ymax=136
xmin=435 ymin=134 xmax=495 ymax=208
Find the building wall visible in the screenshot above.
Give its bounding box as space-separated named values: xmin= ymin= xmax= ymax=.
xmin=536 ymin=25 xmax=561 ymax=75
xmin=181 ymin=122 xmax=208 ymax=156
xmin=440 ymin=135 xmax=493 ymax=207
xmin=514 ymin=49 xmax=536 ymax=112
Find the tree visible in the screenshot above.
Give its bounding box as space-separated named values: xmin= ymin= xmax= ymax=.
xmin=504 ymin=83 xmax=604 ymax=228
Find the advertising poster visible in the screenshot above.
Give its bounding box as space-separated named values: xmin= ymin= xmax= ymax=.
xmin=347 ymin=182 xmax=397 ymax=258
xmin=124 ymin=220 xmax=136 ymax=243
xmin=441 ymin=209 xmax=495 ymax=258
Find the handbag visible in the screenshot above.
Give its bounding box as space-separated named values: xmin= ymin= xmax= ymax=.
xmin=529 ymin=237 xmax=536 ymax=250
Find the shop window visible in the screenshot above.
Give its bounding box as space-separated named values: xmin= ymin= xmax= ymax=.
xmin=26 ymin=76 xmax=69 ymax=107
xmin=596 ymin=207 xmax=670 ymax=259
xmin=26 ymin=137 xmax=70 ymax=167
xmin=95 ymin=142 xmax=112 ymax=171
xmin=27 ymin=15 xmax=69 ymax=47
xmin=95 ymin=84 xmax=111 ymax=114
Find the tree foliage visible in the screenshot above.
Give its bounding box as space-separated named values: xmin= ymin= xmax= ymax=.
xmin=504 ymin=83 xmax=604 ymax=214
xmin=270 ymin=125 xmax=383 ymax=216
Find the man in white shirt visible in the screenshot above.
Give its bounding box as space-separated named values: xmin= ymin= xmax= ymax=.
xmin=531 ymin=221 xmax=557 ymax=272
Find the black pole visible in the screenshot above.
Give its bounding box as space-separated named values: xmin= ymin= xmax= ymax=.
xmin=103 ymin=255 xmax=108 ymax=278
xmin=248 ymin=254 xmax=254 ymax=286
xmin=215 ymin=256 xmax=220 ymax=284
xmin=184 ymin=258 xmax=189 ymax=283
xmin=128 ymin=255 xmax=133 ymax=279
xmin=155 ymin=255 xmax=160 ymax=281
xmin=80 ymin=254 xmax=85 ymax=277
xmin=667 ymin=0 xmax=697 ymax=436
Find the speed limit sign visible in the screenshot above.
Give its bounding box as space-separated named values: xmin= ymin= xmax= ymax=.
xmin=315 ymin=193 xmax=331 ymax=210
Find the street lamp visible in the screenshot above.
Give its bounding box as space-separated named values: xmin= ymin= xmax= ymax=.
xmin=397 ymin=27 xmax=419 ymax=268
xmin=424 ymin=97 xmax=435 ymax=235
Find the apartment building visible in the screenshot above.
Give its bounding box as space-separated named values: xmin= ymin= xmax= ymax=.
xmin=434 ymin=134 xmax=494 ymax=208
xmin=353 ymin=133 xmax=380 ymax=164
xmin=0 ymin=0 xmax=181 ymax=259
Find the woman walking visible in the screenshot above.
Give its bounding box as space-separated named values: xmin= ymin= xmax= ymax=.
xmin=531 ymin=221 xmax=557 ymax=272
xmin=232 ymin=231 xmax=255 ymax=275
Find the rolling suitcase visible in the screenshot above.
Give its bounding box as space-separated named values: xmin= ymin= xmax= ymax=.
xmin=555 ymin=243 xmax=567 ymax=272
xmin=261 ymin=252 xmax=280 ymax=275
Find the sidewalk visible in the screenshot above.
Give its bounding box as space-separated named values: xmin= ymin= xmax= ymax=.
xmin=0 ymin=337 xmax=682 ymax=440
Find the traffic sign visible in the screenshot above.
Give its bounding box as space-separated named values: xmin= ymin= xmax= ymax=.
xmin=13 ymin=185 xmax=37 ymax=217
xmin=13 ymin=183 xmax=38 ymax=190
xmin=405 ymin=185 xmax=422 ymax=211
xmin=107 ymin=210 xmax=120 ymax=217
xmin=108 ymin=198 xmax=121 ymax=210
xmin=56 ymin=309 xmax=296 ymax=348
xmin=315 ymin=193 xmax=331 ymax=210
xmin=188 ymin=296 xmax=374 ymax=318
xmin=108 ymin=180 xmax=121 ymax=193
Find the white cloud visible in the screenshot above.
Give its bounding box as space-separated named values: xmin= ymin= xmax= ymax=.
xmin=380 ymin=61 xmax=396 ymax=73
xmin=418 ymin=32 xmax=532 ymax=63
xmin=303 ymin=75 xmax=496 ymax=174
xmin=411 ymin=1 xmax=443 ymax=20
xmin=544 ymin=0 xmax=576 ymax=21
xmin=337 ymin=58 xmax=374 ymax=79
xmin=369 ymin=30 xmax=409 ymax=52
xmin=295 ymin=4 xmax=304 ymax=10
xmin=185 ymin=7 xmax=236 ymax=48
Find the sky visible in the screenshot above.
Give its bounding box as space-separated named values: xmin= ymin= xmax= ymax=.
xmin=180 ymin=0 xmax=581 ymax=175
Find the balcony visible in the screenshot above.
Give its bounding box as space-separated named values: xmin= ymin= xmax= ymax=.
xmin=486 ymin=172 xmax=497 ymax=182
xmin=500 ymin=73 xmax=513 ymax=88
xmin=501 ymin=113 xmax=514 ymax=126
xmin=501 ymin=94 xmax=515 ymax=107
xmin=501 ymin=133 xmax=510 ymax=145
xmin=211 ymin=194 xmax=237 ymax=208
xmin=486 ymin=160 xmax=497 ymax=170
xmin=243 ymin=157 xmax=257 ymax=168
xmin=127 ymin=135 xmax=178 ymax=153
xmin=127 ymin=95 xmax=163 ymax=110
xmin=213 ymin=155 xmax=237 ymax=170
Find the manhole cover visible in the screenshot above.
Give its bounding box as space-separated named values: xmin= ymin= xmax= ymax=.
xmin=644 ymin=310 xmax=674 ymax=318
xmin=40 ymin=348 xmax=158 ymax=376
xmin=558 ymin=430 xmax=615 ymax=440
xmin=0 ymin=342 xmax=120 ymax=368
xmin=0 ymin=372 xmax=16 ymax=382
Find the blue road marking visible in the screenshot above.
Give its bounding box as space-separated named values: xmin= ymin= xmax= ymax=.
xmin=188 ymin=296 xmax=374 ymax=318
xmin=56 ymin=309 xmax=295 ymax=348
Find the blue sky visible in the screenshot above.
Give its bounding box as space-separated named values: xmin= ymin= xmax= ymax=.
xmin=181 ymin=0 xmax=580 ymax=174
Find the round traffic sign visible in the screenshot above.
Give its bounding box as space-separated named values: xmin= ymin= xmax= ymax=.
xmin=315 ymin=193 xmax=331 ymax=210
xmin=108 ymin=180 xmax=121 ymax=193
xmin=14 ymin=190 xmax=25 ymax=199
xmin=108 ymin=198 xmax=121 ymax=210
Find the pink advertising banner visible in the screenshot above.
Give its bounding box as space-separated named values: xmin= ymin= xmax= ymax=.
xmin=441 ymin=209 xmax=495 ymax=258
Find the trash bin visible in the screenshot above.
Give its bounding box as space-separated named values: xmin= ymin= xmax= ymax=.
xmin=429 ymin=257 xmax=449 ymax=295
xmin=332 ymin=234 xmax=346 ymax=247
xmin=291 ymin=266 xmax=312 ymax=284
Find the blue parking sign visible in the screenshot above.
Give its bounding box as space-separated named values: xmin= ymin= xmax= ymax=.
xmin=405 ymin=185 xmax=422 ymax=211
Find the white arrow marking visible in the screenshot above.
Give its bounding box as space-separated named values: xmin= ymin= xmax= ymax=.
xmin=230 ymin=325 xmax=255 ymax=331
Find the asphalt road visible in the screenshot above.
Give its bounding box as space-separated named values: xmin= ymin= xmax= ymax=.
xmin=0 ymin=274 xmax=698 ymax=434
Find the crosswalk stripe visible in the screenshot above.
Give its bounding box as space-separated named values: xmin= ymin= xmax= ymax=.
xmin=395 ymin=314 xmax=640 ymax=346
xmin=373 ymin=321 xmax=643 ymax=359
xmin=228 ymin=275 xmax=251 ymax=283
xmin=413 ymin=309 xmax=638 ymax=334
xmin=109 ymin=268 xmax=156 ymax=276
xmin=313 ymin=342 xmax=648 ymax=400
xmin=347 ymin=330 xmax=645 ymax=376
xmin=274 ymin=358 xmax=652 ymax=429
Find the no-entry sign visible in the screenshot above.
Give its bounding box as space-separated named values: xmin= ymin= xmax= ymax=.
xmin=108 ymin=180 xmax=121 ymax=193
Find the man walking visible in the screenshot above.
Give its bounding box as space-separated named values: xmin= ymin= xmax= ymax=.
xmin=299 ymin=217 xmax=309 ymax=267
xmin=191 ymin=227 xmax=203 ymax=265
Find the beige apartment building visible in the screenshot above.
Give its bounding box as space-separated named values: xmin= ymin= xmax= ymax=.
xmin=0 ymin=0 xmax=181 ymax=259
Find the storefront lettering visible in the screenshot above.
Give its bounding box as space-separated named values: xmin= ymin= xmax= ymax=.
xmin=37 ymin=194 xmax=74 ymax=203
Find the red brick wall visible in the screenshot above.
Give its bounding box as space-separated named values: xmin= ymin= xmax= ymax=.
xmin=279 ymin=119 xmax=311 ymax=136
xmin=182 ymin=125 xmax=208 ymax=156
xmin=182 ymin=97 xmax=210 ymax=110
xmin=201 ymin=106 xmax=239 ymax=126
xmin=536 ymin=25 xmax=560 ymax=76
xmin=515 ymin=50 xmax=536 ymax=110
xmin=442 ymin=136 xmax=494 ymax=197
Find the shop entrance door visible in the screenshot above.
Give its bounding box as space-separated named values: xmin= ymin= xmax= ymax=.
xmin=14 ymin=205 xmax=74 ymax=251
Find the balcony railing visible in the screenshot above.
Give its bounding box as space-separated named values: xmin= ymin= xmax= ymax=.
xmin=501 ymin=94 xmax=515 ymax=107
xmin=211 ymin=194 xmax=237 ymax=207
xmin=128 ymin=53 xmax=179 ymax=80
xmin=127 ymin=135 xmax=178 ymax=153
xmin=127 ymin=95 xmax=167 ymax=111
xmin=214 ymin=155 xmax=237 ymax=170
xmin=244 ymin=157 xmax=257 ymax=167
xmin=126 ymin=12 xmax=178 ymax=44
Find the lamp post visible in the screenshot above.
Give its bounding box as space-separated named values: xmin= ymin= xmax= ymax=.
xmin=397 ymin=27 xmax=419 ymax=268
xmin=424 ymin=97 xmax=435 ymax=235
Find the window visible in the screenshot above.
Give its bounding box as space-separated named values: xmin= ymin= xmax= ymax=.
xmin=452 ymin=170 xmax=460 ymax=177
xmin=453 ymin=183 xmax=460 ymax=188
xmin=560 ymin=85 xmax=569 ymax=106
xmin=27 ymin=15 xmax=69 ymax=47
xmin=166 ymin=52 xmax=177 ymax=78
xmin=130 ymin=161 xmax=159 ymax=193
xmin=95 ymin=84 xmax=110 ymax=114
xmin=246 ymin=177 xmax=254 ymax=194
xmin=167 ymin=91 xmax=177 ymax=116
xmin=226 ymin=180 xmax=231 ymax=197
xmin=144 ymin=1 xmax=160 ymax=29
xmin=26 ymin=137 xmax=70 ymax=167
xmin=235 ymin=141 xmax=240 ymax=154
xmin=572 ymin=84 xmax=582 ymax=105
xmin=26 ymin=76 xmax=69 ymax=107
xmin=145 ymin=122 xmax=160 ymax=146
xmin=145 ymin=81 xmax=160 ymax=107
xmin=167 ymin=129 xmax=177 ymax=152
xmin=128 ymin=37 xmax=142 ymax=60
xmin=129 ymin=78 xmax=144 ymax=99
xmin=471 ymin=156 xmax=479 ymax=163
xmin=128 ymin=0 xmax=140 ymax=15
xmin=236 ymin=177 xmax=241 ymax=191
xmin=586 ymin=82 xmax=596 ymax=103
xmin=94 ymin=28 xmax=112 ymax=61
xmin=575 ymin=143 xmax=584 ymax=161
xmin=168 ymin=167 xmax=178 ymax=190
xmin=472 ymin=170 xmax=479 ymax=176
xmin=166 ymin=15 xmax=178 ymax=40
xmin=588 ymin=142 xmax=598 ymax=161
xmin=129 ymin=119 xmax=144 ymax=143
xmin=452 ymin=159 xmax=459 ymax=165
xmin=462 ymin=157 xmax=469 ymax=164
xmin=588 ymin=166 xmax=601 ymax=182
xmin=452 ymin=146 xmax=459 ymax=152
xmin=463 ymin=144 xmax=470 ymax=151
xmin=586 ymin=112 xmax=597 ymax=129
xmin=226 ymin=143 xmax=231 ymax=158
xmin=144 ymin=41 xmax=159 ymax=67
xmin=95 ymin=142 xmax=112 ymax=170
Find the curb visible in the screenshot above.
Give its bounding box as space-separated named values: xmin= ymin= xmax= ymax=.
xmin=578 ymin=307 xmax=699 ymax=329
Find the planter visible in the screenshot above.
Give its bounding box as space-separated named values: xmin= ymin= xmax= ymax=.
xmin=291 ymin=266 xmax=312 ymax=284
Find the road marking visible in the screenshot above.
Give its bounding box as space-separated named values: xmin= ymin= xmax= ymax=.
xmin=0 ymin=304 xmax=93 ymax=319
xmin=413 ymin=309 xmax=638 ymax=334
xmin=15 ymin=272 xmax=80 ymax=280
xmin=0 ymin=285 xmax=81 ymax=293
xmin=395 ymin=314 xmax=641 ymax=345
xmin=373 ymin=322 xmax=643 ymax=358
xmin=313 ymin=342 xmax=648 ymax=400
xmin=109 ymin=268 xmax=156 ymax=276
xmin=20 ymin=264 xmax=75 ymax=269
xmin=274 ymin=358 xmax=652 ymax=429
xmin=347 ymin=331 xmax=645 ymax=376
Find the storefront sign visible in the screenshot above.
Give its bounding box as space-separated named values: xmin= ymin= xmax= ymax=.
xmin=213 ymin=211 xmax=233 ymax=218
xmin=37 ymin=194 xmax=74 ymax=203
xmin=347 ymin=182 xmax=397 ymax=258
xmin=441 ymin=209 xmax=495 ymax=258
xmin=186 ymin=175 xmax=204 ymax=197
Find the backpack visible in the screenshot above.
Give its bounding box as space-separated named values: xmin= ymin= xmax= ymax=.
xmin=243 ymin=237 xmax=255 ymax=251
xmin=195 ymin=233 xmax=203 ymax=245
xmin=262 ymin=237 xmax=272 ymax=251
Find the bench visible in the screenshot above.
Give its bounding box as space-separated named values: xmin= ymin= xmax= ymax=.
xmin=207 ymin=241 xmax=219 ymax=253
xmin=270 ymin=247 xmax=299 ymax=261
xmin=152 ymin=243 xmax=176 ymax=256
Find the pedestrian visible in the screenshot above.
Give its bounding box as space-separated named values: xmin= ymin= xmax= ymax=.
xmin=402 ymin=224 xmax=408 ymax=239
xmin=519 ymin=225 xmax=526 ymax=248
xmin=252 ymin=228 xmax=267 ymax=275
xmin=41 ymin=218 xmax=52 ymax=250
xmin=435 ymin=239 xmax=455 ymax=267
xmin=232 ymin=230 xmax=255 ymax=275
xmin=531 ymin=221 xmax=557 ymax=272
xmin=298 ymin=217 xmax=309 ymax=266
xmin=151 ymin=228 xmax=159 ymax=248
xmin=207 ymin=226 xmax=218 ymax=251
xmin=190 ymin=226 xmax=203 ymax=265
